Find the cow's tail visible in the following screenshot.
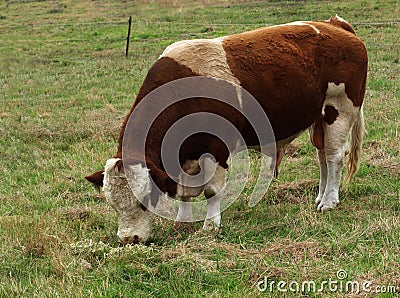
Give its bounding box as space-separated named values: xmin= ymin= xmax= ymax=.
xmin=344 ymin=106 xmax=364 ymax=186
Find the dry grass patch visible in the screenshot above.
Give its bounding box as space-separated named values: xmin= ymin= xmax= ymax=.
xmin=64 ymin=206 xmax=91 ymax=221
xmin=364 ymin=140 xmax=400 ymax=175
xmin=270 ymin=179 xmax=318 ymax=204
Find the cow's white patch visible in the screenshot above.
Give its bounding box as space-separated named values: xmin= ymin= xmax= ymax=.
xmin=292 ymin=21 xmax=320 ymax=34
xmin=103 ymin=158 xmax=153 ymax=244
xmin=125 ymin=163 xmax=152 ymax=200
xmin=316 ymin=83 xmax=359 ymax=211
xmin=161 ymin=38 xmax=241 ymax=86
xmin=271 ymin=21 xmax=320 ymax=34
xmin=325 ymin=82 xmax=346 ymax=98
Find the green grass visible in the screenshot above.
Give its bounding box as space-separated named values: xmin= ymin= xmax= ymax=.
xmin=0 ymin=0 xmax=399 ymax=297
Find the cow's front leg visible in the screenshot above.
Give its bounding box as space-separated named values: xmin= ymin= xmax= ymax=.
xmin=173 ymin=197 xmax=195 ymax=232
xmin=202 ymin=164 xmax=227 ymax=230
xmin=175 ymin=197 xmax=193 ymax=222
xmin=203 ymin=195 xmax=221 ymax=230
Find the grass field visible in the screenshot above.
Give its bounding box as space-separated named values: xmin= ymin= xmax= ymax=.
xmin=0 ymin=0 xmax=399 ymax=297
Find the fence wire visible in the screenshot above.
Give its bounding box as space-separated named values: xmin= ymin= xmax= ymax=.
xmin=1 ymin=16 xmax=398 ymax=105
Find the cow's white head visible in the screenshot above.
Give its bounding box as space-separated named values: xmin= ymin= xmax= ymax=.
xmin=103 ymin=158 xmax=154 ymax=244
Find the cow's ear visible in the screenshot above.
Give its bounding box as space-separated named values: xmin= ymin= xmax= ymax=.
xmin=85 ymin=170 xmax=104 ymax=189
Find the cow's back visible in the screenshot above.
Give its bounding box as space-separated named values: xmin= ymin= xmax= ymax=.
xmin=221 ymin=20 xmax=367 ymax=141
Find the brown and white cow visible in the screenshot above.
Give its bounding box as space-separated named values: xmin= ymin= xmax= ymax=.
xmin=86 ymin=16 xmax=368 ymax=244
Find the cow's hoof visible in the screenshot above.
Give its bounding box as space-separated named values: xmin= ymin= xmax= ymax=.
xmin=315 ymin=196 xmax=322 ymax=206
xmin=202 ymin=219 xmax=220 ymax=231
xmin=317 ymin=203 xmax=334 ymax=211
xmin=316 ymin=192 xmax=339 ymax=211
xmin=317 ymin=200 xmax=338 ymax=211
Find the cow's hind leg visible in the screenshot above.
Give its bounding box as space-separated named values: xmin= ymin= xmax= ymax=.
xmin=313 ymin=83 xmax=359 ymax=211
xmin=315 ymin=149 xmax=328 ymax=205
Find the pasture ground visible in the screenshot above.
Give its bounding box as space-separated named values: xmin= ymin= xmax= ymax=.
xmin=0 ymin=0 xmax=399 ymax=297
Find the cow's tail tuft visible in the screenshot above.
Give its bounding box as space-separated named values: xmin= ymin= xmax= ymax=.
xmin=344 ymin=106 xmax=364 ymax=186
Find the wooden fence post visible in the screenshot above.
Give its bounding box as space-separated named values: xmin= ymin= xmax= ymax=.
xmin=125 ymin=16 xmax=132 ymax=57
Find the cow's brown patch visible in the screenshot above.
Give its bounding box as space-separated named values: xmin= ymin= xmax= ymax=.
xmin=324 ymin=104 xmax=339 ymax=125
xmin=222 ymin=21 xmax=367 ymax=142
xmin=223 ymin=25 xmax=323 ymax=141
xmin=116 ymin=57 xmax=198 ymax=159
